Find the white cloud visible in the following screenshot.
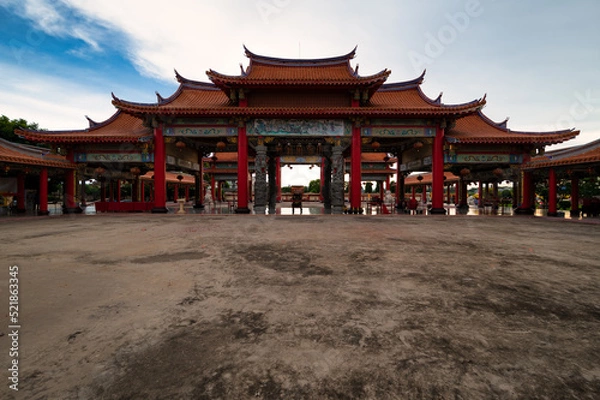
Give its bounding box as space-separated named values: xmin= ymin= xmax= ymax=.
xmin=0 ymin=62 xmax=115 ymax=129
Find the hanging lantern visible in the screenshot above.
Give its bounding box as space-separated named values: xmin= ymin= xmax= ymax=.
xmin=371 ymin=140 xmax=381 ymax=149
xmin=460 ymin=168 xmax=471 ymax=176
xmin=417 ymin=175 xmax=423 ymax=182
xmin=413 ymin=141 xmax=424 ymax=150
xmin=493 ymin=167 xmax=504 ymax=177
xmin=95 ymin=167 xmax=106 ymax=176
xmin=276 ymin=142 xmax=283 ymax=153
xmin=296 ymin=143 xmax=303 ymax=155
xmin=130 ymin=167 xmax=141 ymax=176
xmin=175 ymin=140 xmax=186 ymax=151
xmin=176 ymin=174 xmax=184 ymax=182
xmin=216 ymin=140 xmax=227 ymax=150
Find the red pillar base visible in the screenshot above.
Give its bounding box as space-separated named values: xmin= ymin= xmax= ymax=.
xmin=514 ymin=207 xmax=535 ymax=215
xmin=570 ymin=209 xmax=580 ymax=218
xmin=152 ymin=207 xmax=169 ymax=214
xmin=16 ymin=208 xmax=27 ymax=214
xmin=37 ymin=210 xmax=50 ymax=216
xmin=193 ymin=203 xmax=205 ymax=209
xmin=235 ymin=207 xmax=251 ymax=214
xmin=63 ymin=206 xmax=83 ymax=214
xmin=429 ymin=208 xmax=447 ymax=215
xmin=547 ymin=211 xmax=559 ymax=217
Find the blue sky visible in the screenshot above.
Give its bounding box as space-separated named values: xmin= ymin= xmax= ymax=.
xmin=1 ymin=0 xmax=599 ymax=184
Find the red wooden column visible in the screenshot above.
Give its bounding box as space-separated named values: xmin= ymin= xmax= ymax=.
xmin=116 ymin=180 xmax=122 ymax=202
xmin=276 ymin=157 xmax=282 ymax=202
xmin=516 ymin=171 xmax=534 ymax=214
xmin=140 ymin=181 xmax=145 ymax=202
xmin=109 ymin=180 xmax=114 ymax=202
xmin=547 ymin=168 xmax=558 ymax=217
xmin=185 ymin=185 xmax=190 ymax=201
xmin=38 ymin=168 xmax=49 ymax=215
xmin=430 ymin=125 xmax=446 ymax=214
xmin=173 ymin=184 xmax=179 ymax=201
xmin=395 ymin=153 xmax=403 ymax=209
xmin=350 ymin=125 xmax=362 ymax=213
xmin=236 ymin=122 xmax=250 ymax=213
xmin=478 ymin=182 xmax=483 ymax=208
xmin=152 ymin=124 xmax=168 ymax=213
xmin=100 ymin=179 xmax=106 ymax=202
xmin=16 ymin=172 xmax=26 ymax=213
xmin=570 ymin=176 xmax=580 ymax=218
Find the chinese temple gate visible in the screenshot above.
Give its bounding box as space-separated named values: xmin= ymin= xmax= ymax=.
xmin=15 ymin=46 xmax=581 ymax=215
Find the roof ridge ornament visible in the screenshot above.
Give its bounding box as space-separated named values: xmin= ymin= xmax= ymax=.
xmin=85 ymin=115 xmax=99 ymax=128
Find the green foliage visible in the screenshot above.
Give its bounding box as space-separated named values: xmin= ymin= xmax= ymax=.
xmin=364 ymin=182 xmax=373 ymax=193
xmin=0 ymin=115 xmax=42 ymax=144
xmin=580 ymin=177 xmax=600 ymax=198
xmin=307 ymin=179 xmax=321 ymax=193
xmin=281 ymin=186 xmax=291 ymax=193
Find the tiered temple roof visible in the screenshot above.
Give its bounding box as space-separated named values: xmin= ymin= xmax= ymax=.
xmin=17 ymin=48 xmax=579 ymax=148
xmin=17 ymin=111 xmax=152 ymax=143
xmin=206 ymin=46 xmax=390 ymax=90
xmin=447 ymin=110 xmax=578 ymax=145
xmin=112 ymin=47 xmax=486 ymax=118
xmin=524 ymin=138 xmax=600 ymax=170
xmin=0 ymin=138 xmax=73 ymax=168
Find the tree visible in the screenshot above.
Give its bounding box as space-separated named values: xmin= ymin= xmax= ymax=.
xmin=0 ymin=115 xmax=43 ymax=144
xmin=307 ymin=179 xmax=321 ymax=193
xmin=364 ymin=182 xmax=373 ymax=193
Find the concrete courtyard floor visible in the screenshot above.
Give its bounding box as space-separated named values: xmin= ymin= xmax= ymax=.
xmin=1 ymin=213 xmax=599 ymax=399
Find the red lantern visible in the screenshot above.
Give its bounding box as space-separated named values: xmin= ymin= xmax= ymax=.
xmin=460 ymin=168 xmax=471 ymax=176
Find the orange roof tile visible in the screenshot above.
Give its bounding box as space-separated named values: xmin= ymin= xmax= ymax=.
xmin=17 ymin=111 xmax=152 ymax=143
xmin=524 ymin=138 xmax=600 ymax=169
xmin=448 ymin=110 xmax=578 ymax=145
xmin=140 ymin=171 xmax=195 ymax=184
xmin=114 ymin=82 xmax=485 ymax=118
xmin=0 ymin=138 xmax=74 ymax=168
xmin=405 ymin=172 xmax=459 ymax=186
xmin=367 ymin=85 xmax=484 ymax=116
xmin=206 ymin=46 xmax=390 ymax=87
